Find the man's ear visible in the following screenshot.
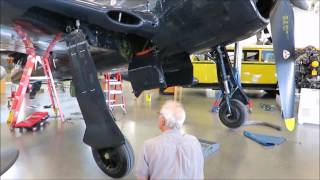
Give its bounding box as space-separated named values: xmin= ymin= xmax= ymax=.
xmin=160 ymin=117 xmax=166 ymax=126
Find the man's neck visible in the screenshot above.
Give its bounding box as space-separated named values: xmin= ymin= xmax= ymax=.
xmin=160 ymin=126 xmax=171 ymax=132
xmin=161 ymin=128 xmax=182 ymax=134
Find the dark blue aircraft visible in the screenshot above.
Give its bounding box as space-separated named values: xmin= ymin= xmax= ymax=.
xmin=0 ymin=0 xmax=308 ymax=178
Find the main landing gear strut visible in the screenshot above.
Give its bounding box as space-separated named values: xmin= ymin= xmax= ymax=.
xmin=208 ymin=46 xmax=250 ymax=128
xmin=65 ymin=30 xmax=134 ymax=178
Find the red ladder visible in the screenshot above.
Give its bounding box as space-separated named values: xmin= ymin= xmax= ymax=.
xmin=7 ymin=25 xmax=65 ymax=129
xmin=104 ymin=71 xmax=126 ymax=113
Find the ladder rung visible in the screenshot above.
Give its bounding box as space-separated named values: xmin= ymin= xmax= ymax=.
xmin=106 ymin=79 xmax=118 ymax=82
xmin=110 ymin=104 xmax=125 ymax=107
xmin=109 ymin=90 xmax=123 ymax=94
xmin=30 ymin=76 xmax=50 ymax=80
xmin=108 ymin=81 xmax=122 ymax=85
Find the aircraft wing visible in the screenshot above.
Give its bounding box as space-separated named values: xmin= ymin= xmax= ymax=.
xmin=1 ymin=0 xmax=157 ymax=38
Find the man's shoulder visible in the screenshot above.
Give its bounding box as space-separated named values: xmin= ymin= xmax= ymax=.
xmin=144 ymin=134 xmax=165 ymax=147
xmin=183 ymin=134 xmax=200 ymax=143
xmin=143 ymin=132 xmax=201 ymax=148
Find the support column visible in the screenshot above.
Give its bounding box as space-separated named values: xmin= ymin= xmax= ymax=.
xmin=234 ymin=42 xmax=242 ymax=85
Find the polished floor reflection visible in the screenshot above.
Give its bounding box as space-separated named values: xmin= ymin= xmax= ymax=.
xmin=0 ymin=82 xmax=319 ymax=179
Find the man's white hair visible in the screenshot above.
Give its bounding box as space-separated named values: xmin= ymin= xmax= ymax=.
xmin=160 ymin=100 xmax=186 ymax=130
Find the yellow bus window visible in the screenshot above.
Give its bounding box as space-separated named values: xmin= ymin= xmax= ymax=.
xmin=191 ymin=54 xmax=214 ymax=62
xmin=227 ymin=51 xmax=235 ymax=63
xmin=262 ymin=50 xmax=275 ymax=63
xmin=227 ymin=50 xmax=244 ymax=63
xmin=243 ymin=50 xmax=259 ymax=62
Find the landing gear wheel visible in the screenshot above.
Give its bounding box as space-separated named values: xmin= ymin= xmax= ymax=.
xmin=92 ymin=139 xmax=134 ymax=178
xmin=219 ymin=99 xmax=248 ymax=128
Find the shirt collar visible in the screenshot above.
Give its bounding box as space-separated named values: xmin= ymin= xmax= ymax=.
xmin=162 ymin=129 xmax=182 ymax=135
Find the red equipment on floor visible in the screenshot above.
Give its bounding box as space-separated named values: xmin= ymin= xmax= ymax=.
xmin=104 ymin=71 xmax=126 ymax=113
xmin=6 ymin=24 xmax=65 ymax=130
xmin=14 ymin=112 xmax=49 ymax=131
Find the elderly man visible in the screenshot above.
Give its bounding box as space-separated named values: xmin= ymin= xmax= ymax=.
xmin=136 ymin=100 xmax=204 ymax=180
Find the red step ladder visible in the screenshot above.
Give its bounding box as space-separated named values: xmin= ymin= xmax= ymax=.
xmin=7 ymin=25 xmax=65 ymax=129
xmin=104 ymin=71 xmax=126 ymax=113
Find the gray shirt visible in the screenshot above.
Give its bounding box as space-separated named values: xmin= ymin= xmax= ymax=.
xmin=136 ymin=130 xmax=204 ymax=180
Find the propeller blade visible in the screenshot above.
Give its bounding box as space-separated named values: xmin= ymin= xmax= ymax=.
xmin=270 ymin=0 xmax=296 ymax=131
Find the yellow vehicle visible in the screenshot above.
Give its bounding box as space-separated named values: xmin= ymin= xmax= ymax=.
xmin=191 ymin=45 xmax=277 ymax=91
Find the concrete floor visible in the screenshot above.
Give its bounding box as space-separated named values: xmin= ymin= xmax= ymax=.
xmin=0 ymin=82 xmax=319 ymax=179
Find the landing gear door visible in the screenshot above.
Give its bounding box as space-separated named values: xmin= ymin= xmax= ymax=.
xmin=128 ymin=65 xmax=162 ymax=97
xmin=163 ymin=53 xmax=193 ymax=87
xmin=128 ymin=52 xmax=193 ymax=97
xmin=128 ymin=52 xmax=166 ymax=97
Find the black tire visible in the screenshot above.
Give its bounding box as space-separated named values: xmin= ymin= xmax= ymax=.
xmin=92 ymin=139 xmax=134 ymax=179
xmin=219 ymin=99 xmax=248 ymax=128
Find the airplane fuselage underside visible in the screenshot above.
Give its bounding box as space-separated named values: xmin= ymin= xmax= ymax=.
xmin=1 ymin=0 xmax=272 ymax=92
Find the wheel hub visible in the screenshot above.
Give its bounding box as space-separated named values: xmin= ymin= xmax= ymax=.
xmin=100 ymin=149 xmax=120 ymax=170
xmin=225 ymin=107 xmax=240 ymax=123
xmin=219 ymin=99 xmax=248 ymax=129
xmin=91 ymin=139 xmax=134 ymax=178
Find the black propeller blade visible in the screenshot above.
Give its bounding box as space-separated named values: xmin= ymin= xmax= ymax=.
xmin=270 ymin=0 xmax=296 ymax=131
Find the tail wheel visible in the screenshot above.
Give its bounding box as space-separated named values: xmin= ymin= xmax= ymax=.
xmin=92 ymin=139 xmax=134 ymax=178
xmin=219 ymin=99 xmax=248 ymax=128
